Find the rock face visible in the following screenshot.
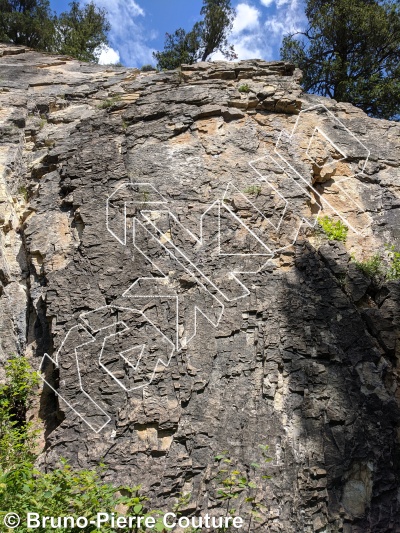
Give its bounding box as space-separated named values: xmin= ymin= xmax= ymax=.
xmin=1 ymin=44 xmax=400 ymax=532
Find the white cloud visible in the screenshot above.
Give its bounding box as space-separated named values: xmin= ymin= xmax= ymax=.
xmin=86 ymin=0 xmax=155 ymax=67
xmin=211 ymin=29 xmax=272 ymax=62
xmin=265 ymin=0 xmax=306 ymax=40
xmin=260 ymin=0 xmax=292 ymax=6
xmin=211 ymin=0 xmax=304 ymax=62
xmin=98 ymin=46 xmax=120 ymax=65
xmin=96 ymin=0 xmax=144 ymax=19
xmin=232 ymin=4 xmax=261 ymax=34
xmin=234 ymin=34 xmax=270 ymax=60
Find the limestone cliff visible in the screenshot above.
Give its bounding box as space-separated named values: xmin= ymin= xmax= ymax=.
xmin=1 ymin=43 xmax=400 ymax=532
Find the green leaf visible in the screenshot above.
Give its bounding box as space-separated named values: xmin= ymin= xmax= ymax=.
xmin=154 ymin=521 xmax=165 ymax=532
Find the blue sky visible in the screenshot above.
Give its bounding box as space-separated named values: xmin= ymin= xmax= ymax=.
xmin=51 ymin=0 xmax=307 ymax=67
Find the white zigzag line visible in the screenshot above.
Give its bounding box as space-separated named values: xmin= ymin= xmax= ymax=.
xmin=40 ymin=305 xmax=176 ymax=430
xmin=132 ymin=217 xmax=226 ymax=345
xmin=41 ymin=104 xmax=372 ymax=432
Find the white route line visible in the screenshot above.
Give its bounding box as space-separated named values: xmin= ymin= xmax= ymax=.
xmin=140 ymin=204 xmax=273 ymax=302
xmin=41 ymin=104 xmax=372 ymax=432
xmin=131 ymin=217 xmax=225 ymax=346
xmin=106 ymin=182 xmax=168 ymax=245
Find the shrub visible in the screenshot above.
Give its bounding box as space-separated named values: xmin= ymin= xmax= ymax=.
xmin=141 ymin=64 xmax=156 ymax=72
xmin=243 ymin=185 xmax=261 ymax=196
xmin=0 ymin=357 xmax=39 ymax=469
xmin=386 ymin=245 xmax=400 ymax=280
xmin=18 ymin=186 xmax=29 ymax=202
xmin=97 ymin=96 xmax=122 ymax=109
xmin=238 ymin=84 xmax=250 ymax=93
xmin=213 ymin=444 xmax=272 ymax=530
xmin=317 ymin=215 xmax=348 ymax=242
xmin=352 ymin=254 xmax=384 ymax=279
xmin=0 ymin=358 xmax=165 ymax=533
xmin=0 ymin=356 xmax=39 ymax=424
xmin=351 ymin=244 xmax=400 ymax=282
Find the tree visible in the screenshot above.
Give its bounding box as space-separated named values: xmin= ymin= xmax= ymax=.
xmin=0 ymin=0 xmax=110 ymax=63
xmin=153 ymin=0 xmax=236 ymax=70
xmin=0 ymin=357 xmax=167 ymax=533
xmin=280 ymin=0 xmax=400 ymax=120
xmin=53 ymin=1 xmax=110 ymax=62
xmin=198 ymin=0 xmax=236 ymax=61
xmin=153 ymin=27 xmax=202 ymax=70
xmin=0 ymin=0 xmax=55 ymax=50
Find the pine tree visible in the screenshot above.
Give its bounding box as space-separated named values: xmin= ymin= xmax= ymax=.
xmin=199 ymin=0 xmax=236 ymax=62
xmin=53 ymin=1 xmax=110 ymax=62
xmin=153 ymin=27 xmax=202 ymax=71
xmin=0 ymin=0 xmax=55 ymax=50
xmin=0 ymin=0 xmax=110 ymax=63
xmin=280 ymin=0 xmax=400 ymax=120
xmin=153 ymin=0 xmax=236 ymax=70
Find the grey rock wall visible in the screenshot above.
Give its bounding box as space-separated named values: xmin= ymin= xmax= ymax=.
xmin=1 ymin=44 xmax=400 ymax=532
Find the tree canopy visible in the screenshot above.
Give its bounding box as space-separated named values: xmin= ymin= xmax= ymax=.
xmin=280 ymin=0 xmax=400 ymax=120
xmin=0 ymin=0 xmax=55 ymax=50
xmin=53 ymin=1 xmax=110 ymax=62
xmin=153 ymin=0 xmax=236 ymax=70
xmin=0 ymin=0 xmax=110 ymax=62
xmin=153 ymin=27 xmax=202 ymax=71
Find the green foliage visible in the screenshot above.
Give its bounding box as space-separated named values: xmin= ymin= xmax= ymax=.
xmin=213 ymin=445 xmax=272 ymax=531
xmin=153 ymin=28 xmax=202 ymax=70
xmin=140 ymin=64 xmax=156 ymax=72
xmin=386 ymin=244 xmax=400 ymax=280
xmin=53 ymin=1 xmax=110 ymax=62
xmin=0 ymin=0 xmax=55 ymax=50
xmin=0 ymin=358 xmax=39 ymax=472
xmin=317 ymin=215 xmax=348 ymax=242
xmin=0 ymin=0 xmax=110 ymax=63
xmin=17 ymin=186 xmax=29 ymax=202
xmin=0 ymin=460 xmax=168 ymax=533
xmin=198 ymin=0 xmax=236 ymax=62
xmin=352 ymin=253 xmax=384 ymax=279
xmin=280 ymin=0 xmax=400 ymax=120
xmin=243 ymin=184 xmax=261 ymax=195
xmin=351 ymin=244 xmax=400 ymax=281
xmin=0 ymin=358 xmax=166 ymax=533
xmin=0 ymin=357 xmax=39 ymax=424
xmin=97 ymin=96 xmax=121 ymax=109
xmin=153 ymin=0 xmax=236 ymax=70
xmin=238 ymin=84 xmax=250 ymax=93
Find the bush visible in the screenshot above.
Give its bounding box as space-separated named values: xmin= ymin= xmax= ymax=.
xmin=96 ymin=96 xmax=122 ymax=109
xmin=317 ymin=215 xmax=348 ymax=242
xmin=351 ymin=244 xmax=400 ymax=282
xmin=238 ymin=84 xmax=250 ymax=93
xmin=243 ymin=185 xmax=261 ymax=196
xmin=213 ymin=444 xmax=272 ymax=530
xmin=0 ymin=358 xmax=39 ymax=470
xmin=386 ymin=245 xmax=400 ymax=280
xmin=140 ymin=64 xmax=156 ymax=72
xmin=352 ymin=254 xmax=384 ymax=279
xmin=18 ymin=186 xmax=29 ymax=202
xmin=0 ymin=358 xmax=165 ymax=532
